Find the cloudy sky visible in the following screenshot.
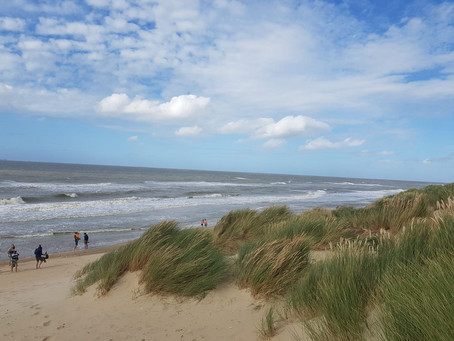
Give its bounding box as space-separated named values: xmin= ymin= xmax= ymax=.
xmin=1 ymin=0 xmax=453 ymax=182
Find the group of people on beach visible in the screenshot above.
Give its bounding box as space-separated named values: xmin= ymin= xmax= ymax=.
xmin=6 ymin=243 xmax=48 ymax=272
xmin=74 ymin=232 xmax=89 ymax=251
xmin=5 ymin=232 xmax=90 ymax=273
xmin=201 ymin=219 xmax=208 ymax=227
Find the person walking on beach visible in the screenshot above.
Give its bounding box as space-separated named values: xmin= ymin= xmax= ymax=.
xmin=83 ymin=233 xmax=89 ymax=249
xmin=34 ymin=244 xmax=48 ymax=269
xmin=10 ymin=246 xmax=19 ymax=272
xmin=7 ymin=243 xmax=15 ymax=266
xmin=74 ymin=232 xmax=80 ymax=251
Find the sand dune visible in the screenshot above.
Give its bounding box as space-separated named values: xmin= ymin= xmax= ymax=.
xmin=0 ymin=248 xmax=307 ymax=341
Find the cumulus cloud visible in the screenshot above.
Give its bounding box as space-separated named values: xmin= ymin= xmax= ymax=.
xmin=98 ymin=94 xmax=210 ymax=121
xmin=300 ymin=137 xmax=365 ymax=151
xmin=175 ymin=125 xmax=202 ymax=137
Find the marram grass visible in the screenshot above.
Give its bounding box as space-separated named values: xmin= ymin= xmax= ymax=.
xmin=378 ymin=253 xmax=454 ymax=341
xmin=286 ymin=209 xmax=454 ymax=341
xmin=235 ymin=236 xmax=311 ymax=297
xmin=258 ymin=307 xmax=277 ymax=339
xmin=287 ymin=247 xmax=380 ymax=341
xmin=140 ymin=227 xmax=227 ymax=296
xmin=213 ymin=206 xmax=293 ymax=254
xmin=71 ymin=183 xmax=454 ymax=341
xmin=73 ymin=221 xmax=227 ymax=297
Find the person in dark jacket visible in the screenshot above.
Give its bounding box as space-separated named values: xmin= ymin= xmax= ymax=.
xmin=34 ymin=244 xmax=48 ymax=269
xmin=83 ymin=233 xmax=89 ymax=249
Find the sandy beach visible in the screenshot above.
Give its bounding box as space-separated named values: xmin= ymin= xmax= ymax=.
xmin=0 ymin=246 xmax=306 ymax=341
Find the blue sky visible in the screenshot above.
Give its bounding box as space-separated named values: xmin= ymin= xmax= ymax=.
xmin=1 ymin=0 xmax=453 ymax=182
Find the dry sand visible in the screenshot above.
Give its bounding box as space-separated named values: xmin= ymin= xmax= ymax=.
xmin=0 ymin=246 xmax=308 ymax=341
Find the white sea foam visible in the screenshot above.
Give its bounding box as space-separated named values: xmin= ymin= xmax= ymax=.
xmin=190 ymin=193 xmax=223 ymax=198
xmin=0 ymin=190 xmax=328 ymax=223
xmin=329 ymin=181 xmax=385 ymax=187
xmin=0 ymin=196 xmax=26 ymax=205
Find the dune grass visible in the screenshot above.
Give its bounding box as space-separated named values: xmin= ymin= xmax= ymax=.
xmin=72 ymin=182 xmax=454 ymax=340
xmin=258 ymin=307 xmax=277 ymax=339
xmin=268 ymin=212 xmax=349 ymax=247
xmin=213 ymin=206 xmax=293 ymax=254
xmin=378 ymin=253 xmax=454 ymax=341
xmin=349 ymin=191 xmax=429 ymax=233
xmin=287 ymin=246 xmax=380 ymax=340
xmin=140 ymin=227 xmax=227 ymax=296
xmin=73 ymin=221 xmax=227 ymax=297
xmin=235 ymin=235 xmax=312 ymax=297
xmin=285 ymin=209 xmax=454 ymax=340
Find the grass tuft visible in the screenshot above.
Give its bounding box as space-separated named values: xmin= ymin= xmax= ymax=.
xmin=235 ymin=236 xmax=311 ymax=297
xmin=73 ymin=221 xmax=227 ymax=297
xmin=213 ymin=206 xmax=293 ymax=254
xmin=258 ymin=307 xmax=276 ymax=339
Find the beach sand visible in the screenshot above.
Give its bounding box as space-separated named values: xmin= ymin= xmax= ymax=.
xmin=0 ymin=246 xmax=308 ymax=341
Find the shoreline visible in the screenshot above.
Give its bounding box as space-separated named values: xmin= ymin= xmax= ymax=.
xmin=0 ymin=242 xmax=128 ymax=267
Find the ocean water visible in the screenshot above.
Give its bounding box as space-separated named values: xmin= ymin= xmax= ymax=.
xmin=0 ymin=160 xmax=433 ymax=260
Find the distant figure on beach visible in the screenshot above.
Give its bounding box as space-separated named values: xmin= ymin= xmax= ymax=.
xmin=84 ymin=233 xmax=89 ymax=249
xmin=201 ymin=219 xmax=204 ymax=227
xmin=10 ymin=246 xmax=19 ymax=272
xmin=204 ymin=219 xmax=207 ymax=227
xmin=7 ymin=243 xmax=15 ymax=266
xmin=34 ymin=244 xmax=48 ymax=269
xmin=74 ymin=232 xmax=80 ymax=251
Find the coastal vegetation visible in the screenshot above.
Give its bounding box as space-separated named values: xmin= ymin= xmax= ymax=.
xmin=73 ymin=182 xmax=454 ymax=340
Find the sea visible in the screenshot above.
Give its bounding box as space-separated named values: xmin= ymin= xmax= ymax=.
xmin=0 ymin=160 xmax=435 ymax=260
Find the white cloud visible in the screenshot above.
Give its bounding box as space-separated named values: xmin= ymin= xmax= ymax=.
xmin=300 ymin=137 xmax=365 ymax=151
xmin=128 ymin=135 xmax=138 ymax=141
xmin=253 ymin=116 xmax=330 ymax=139
xmin=175 ymin=125 xmax=202 ymax=137
xmin=219 ymin=118 xmax=273 ymax=135
xmin=0 ymin=17 xmax=26 ymax=31
xmin=0 ymin=84 xmax=96 ymax=116
xmin=218 ymin=115 xmax=330 ymax=148
xmin=214 ymin=0 xmax=246 ymax=16
xmin=98 ymin=94 xmax=210 ymax=121
xmin=86 ymin=0 xmax=128 ymax=9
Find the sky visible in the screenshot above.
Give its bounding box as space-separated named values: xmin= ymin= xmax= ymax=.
xmin=1 ymin=0 xmax=453 ymax=183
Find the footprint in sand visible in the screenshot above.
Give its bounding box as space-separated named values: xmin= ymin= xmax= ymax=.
xmin=43 ymin=321 xmax=51 ymax=327
xmin=32 ymin=306 xmax=42 ymax=316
